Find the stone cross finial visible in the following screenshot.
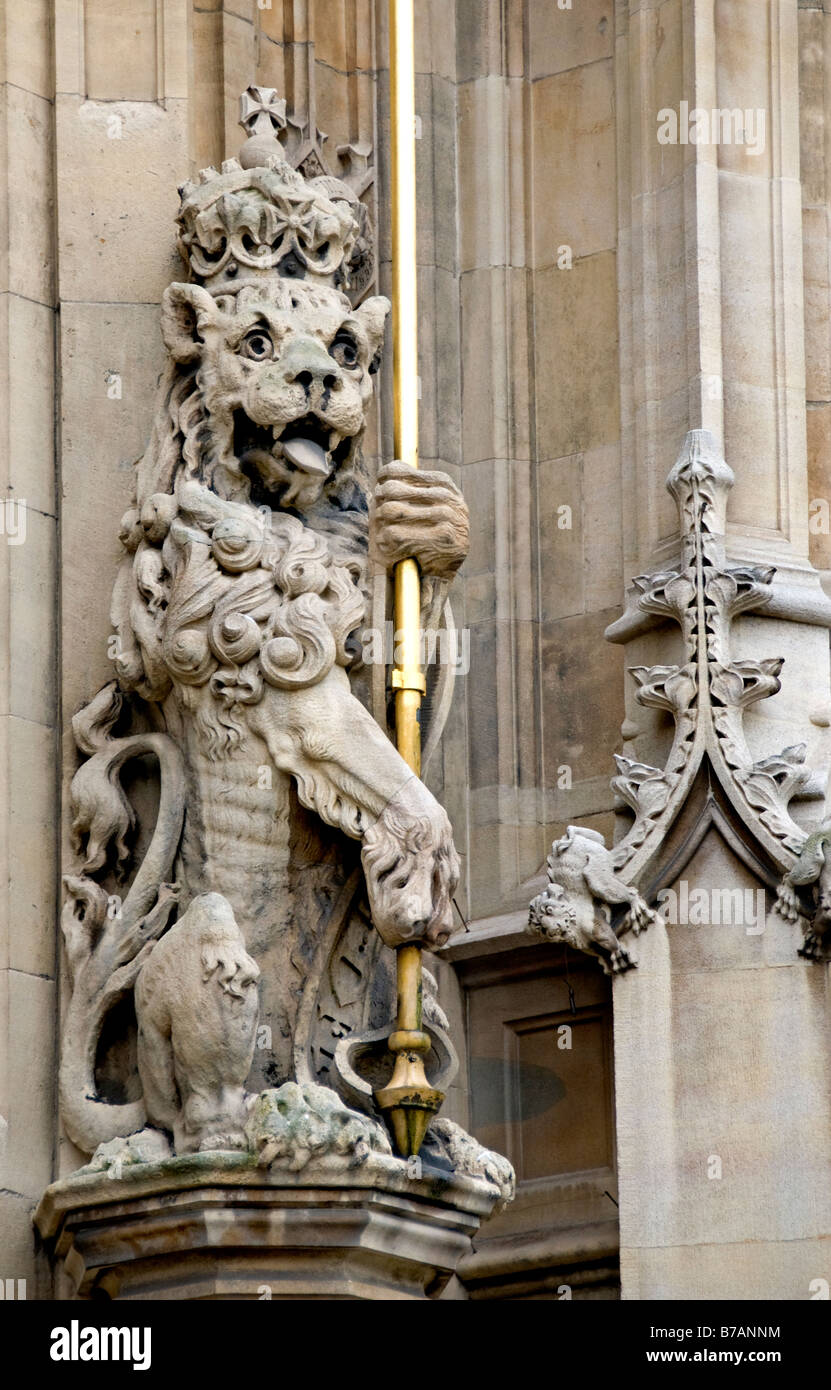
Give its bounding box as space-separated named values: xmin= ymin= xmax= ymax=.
xmin=239 ymin=85 xmax=287 ymax=139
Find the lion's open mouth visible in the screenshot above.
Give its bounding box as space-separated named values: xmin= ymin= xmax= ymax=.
xmin=234 ymin=411 xmax=351 ymax=473
xmin=234 ymin=410 xmax=353 ymax=508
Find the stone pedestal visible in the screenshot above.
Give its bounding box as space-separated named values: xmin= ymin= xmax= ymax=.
xmin=34 ymin=1151 xmax=503 ymax=1300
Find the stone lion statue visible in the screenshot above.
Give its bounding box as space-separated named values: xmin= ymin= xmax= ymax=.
xmin=60 ymin=105 xmax=471 ymax=1159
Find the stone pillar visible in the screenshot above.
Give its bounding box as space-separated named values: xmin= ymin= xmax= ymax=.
xmin=608 ymin=0 xmax=831 ymax=1298
xmin=0 ymin=0 xmax=58 ymax=1294
xmin=452 ymin=0 xmax=542 ymax=917
xmin=613 ymin=0 xmax=831 ymax=769
xmin=617 ymin=0 xmax=809 ymax=573
xmin=53 ymin=0 xmax=191 ymax=1177
xmin=800 ymin=0 xmax=831 ymax=581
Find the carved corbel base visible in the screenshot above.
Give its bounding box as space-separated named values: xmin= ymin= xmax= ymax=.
xmin=34 ymin=1153 xmax=504 ymax=1301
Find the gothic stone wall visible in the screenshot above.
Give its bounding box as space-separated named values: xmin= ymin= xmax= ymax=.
xmin=3 ymin=0 xmax=831 ymax=1299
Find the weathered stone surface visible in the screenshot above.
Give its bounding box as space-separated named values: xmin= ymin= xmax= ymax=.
xmin=35 ymin=1149 xmax=506 ymax=1300
xmin=3 ymin=971 xmax=55 ymax=1197
xmin=540 ymin=609 xmax=626 ymax=784
xmin=616 ymin=903 xmax=831 ymax=1274
xmin=806 ymin=401 xmax=831 ymax=572
xmin=7 ymin=507 xmax=56 ymax=728
xmin=531 ymin=60 xmax=616 ymax=267
xmin=4 ymin=83 xmax=54 ymax=305
xmin=622 ymin=1236 xmax=831 ymax=1303
xmin=83 ymin=0 xmax=161 ymax=102
xmin=246 ymin=1082 xmax=392 ymax=1170
xmin=534 ymin=253 xmax=621 ymax=462
xmin=527 ymin=0 xmax=613 ymax=80
xmin=3 ymin=0 xmax=52 ymax=98
xmin=1 ymin=295 xmax=55 ymax=515
xmin=54 ymin=96 xmax=186 ymax=304
xmin=7 ymin=717 xmax=57 ymax=979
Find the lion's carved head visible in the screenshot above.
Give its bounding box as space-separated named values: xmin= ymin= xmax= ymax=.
xmin=158 ymin=279 xmax=389 ymax=511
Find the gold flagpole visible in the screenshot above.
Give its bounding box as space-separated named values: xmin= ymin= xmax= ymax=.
xmin=374 ymin=0 xmax=444 ymax=1159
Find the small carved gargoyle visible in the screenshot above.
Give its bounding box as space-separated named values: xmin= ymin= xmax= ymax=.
xmin=528 ymin=825 xmax=662 ymax=974
xmin=774 ymin=826 xmax=831 ymax=961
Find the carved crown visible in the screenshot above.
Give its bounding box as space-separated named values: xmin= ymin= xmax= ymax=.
xmin=176 ymin=86 xmax=369 ymax=297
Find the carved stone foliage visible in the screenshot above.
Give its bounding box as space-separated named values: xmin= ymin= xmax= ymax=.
xmin=78 ymin=1083 xmax=515 ymax=1212
xmin=530 ymin=430 xmax=821 ymax=968
xmin=612 ymin=431 xmax=808 ymax=872
xmin=245 ymin=1082 xmax=392 ymax=1171
xmin=56 ymin=88 xmax=498 ymax=1191
xmin=422 ymin=1120 xmax=516 ymax=1209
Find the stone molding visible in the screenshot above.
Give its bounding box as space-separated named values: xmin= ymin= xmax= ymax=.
xmin=35 ymin=1153 xmax=503 ymax=1301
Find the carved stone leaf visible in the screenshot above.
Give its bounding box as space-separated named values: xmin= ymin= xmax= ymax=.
xmin=666 ymin=431 xmax=735 ymax=536
xmin=630 ymin=663 xmax=697 ymax=714
xmin=710 ymin=658 xmax=783 ymax=710
xmin=633 ymin=569 xmax=695 ymax=624
xmin=734 ymin=744 xmax=810 ymax=845
xmin=739 ymin=745 xmax=811 ymax=817
xmin=708 ymin=565 xmax=776 ymax=618
xmin=710 ymin=708 xmax=749 ymax=770
xmin=612 ymin=755 xmax=676 ymax=819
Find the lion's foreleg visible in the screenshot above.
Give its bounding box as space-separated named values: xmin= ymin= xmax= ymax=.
xmin=248 ymin=668 xmax=460 ymax=947
xmin=249 ymin=667 xmax=416 ymax=833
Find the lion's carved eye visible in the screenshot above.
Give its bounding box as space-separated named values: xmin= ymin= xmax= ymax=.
xmin=330 ymin=332 xmax=359 ymax=369
xmin=240 ymin=330 xmax=274 ymax=361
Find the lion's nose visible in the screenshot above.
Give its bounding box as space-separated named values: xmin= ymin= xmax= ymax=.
xmin=291 ymin=367 xmax=340 ymax=392
xmin=280 ymin=335 xmax=343 ymax=393
xmin=403 ymin=897 xmax=428 ymax=927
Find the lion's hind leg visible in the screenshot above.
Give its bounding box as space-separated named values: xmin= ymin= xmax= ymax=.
xmin=135 ymin=1006 xmax=179 ymax=1138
